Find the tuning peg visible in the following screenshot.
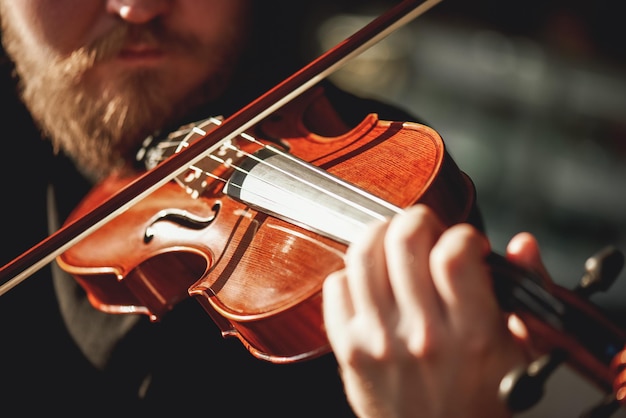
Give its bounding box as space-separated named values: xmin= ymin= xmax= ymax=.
xmin=499 ymin=350 xmax=566 ymax=412
xmin=558 ymin=247 xmax=625 ymax=417
xmin=575 ymin=246 xmax=625 ymax=298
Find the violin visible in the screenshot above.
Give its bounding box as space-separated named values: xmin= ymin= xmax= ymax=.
xmin=55 ymin=84 xmax=478 ymax=361
xmin=1 ymin=0 xmax=626 ymax=415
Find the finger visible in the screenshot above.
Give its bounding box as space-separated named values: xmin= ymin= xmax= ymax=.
xmin=384 ymin=205 xmax=447 ymax=329
xmin=322 ymin=270 xmax=354 ymax=352
xmin=507 ymin=314 xmax=529 ymax=341
xmin=343 ymin=219 xmax=396 ymax=326
xmin=507 ymin=314 xmax=541 ymax=361
xmin=429 ymin=223 xmax=498 ymax=328
xmin=506 ymin=233 xmax=556 ymax=354
xmin=506 ymin=232 xmax=552 ymax=285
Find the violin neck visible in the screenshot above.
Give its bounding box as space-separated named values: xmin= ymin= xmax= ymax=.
xmin=487 ymin=251 xmax=626 ymax=392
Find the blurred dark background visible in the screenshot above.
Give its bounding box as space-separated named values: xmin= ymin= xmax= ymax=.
xmin=301 ymin=0 xmax=626 ymax=313
xmin=300 ymin=1 xmax=626 ymax=415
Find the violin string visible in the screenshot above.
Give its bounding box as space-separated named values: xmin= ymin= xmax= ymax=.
xmin=195 ymin=120 xmax=401 ymax=220
xmin=212 ymin=117 xmax=400 ymax=214
xmin=218 ymin=142 xmax=395 ymax=222
xmin=235 ymin=128 xmax=402 ymax=216
xmin=151 ymin=130 xmax=369 ymax=230
xmin=203 ymin=152 xmax=371 ymax=231
xmin=182 ymin=117 xmax=400 ymax=218
xmin=150 ymin=118 xmax=402 ymax=229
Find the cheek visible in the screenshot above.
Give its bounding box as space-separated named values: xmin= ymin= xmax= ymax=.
xmin=177 ymin=0 xmax=250 ymax=46
xmin=21 ymin=0 xmax=105 ymax=55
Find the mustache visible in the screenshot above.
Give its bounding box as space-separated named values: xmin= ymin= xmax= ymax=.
xmin=65 ymin=22 xmax=202 ymax=72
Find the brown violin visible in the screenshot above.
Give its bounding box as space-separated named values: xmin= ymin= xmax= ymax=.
xmin=55 ymin=84 xmax=476 ymax=362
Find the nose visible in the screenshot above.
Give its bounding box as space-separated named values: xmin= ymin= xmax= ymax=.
xmin=107 ymin=0 xmax=171 ymax=24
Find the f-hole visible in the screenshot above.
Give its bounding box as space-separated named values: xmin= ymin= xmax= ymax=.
xmin=144 ymin=202 xmax=221 ymax=243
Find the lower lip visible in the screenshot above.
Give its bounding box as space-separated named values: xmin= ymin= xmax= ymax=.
xmin=117 ymin=50 xmax=164 ymax=66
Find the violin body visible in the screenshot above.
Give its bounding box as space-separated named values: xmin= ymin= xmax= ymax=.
xmin=57 ymin=86 xmax=477 ymax=362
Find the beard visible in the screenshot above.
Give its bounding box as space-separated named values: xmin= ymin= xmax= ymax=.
xmin=1 ymin=18 xmax=241 ymax=181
